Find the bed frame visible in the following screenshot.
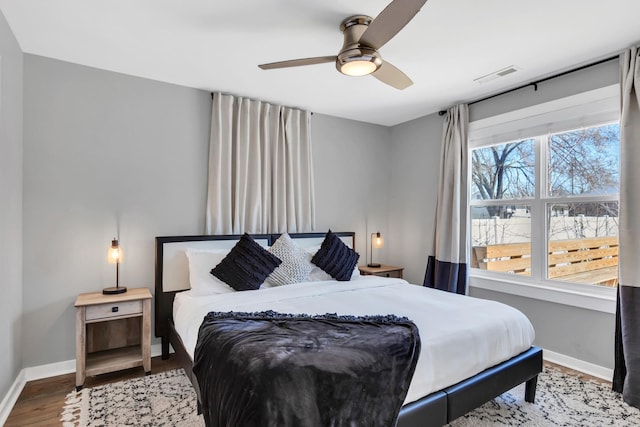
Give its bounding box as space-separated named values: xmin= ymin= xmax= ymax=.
xmin=155 ymin=232 xmax=542 ymax=427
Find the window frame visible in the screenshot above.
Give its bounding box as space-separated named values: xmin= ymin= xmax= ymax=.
xmin=468 ymin=85 xmax=619 ymax=314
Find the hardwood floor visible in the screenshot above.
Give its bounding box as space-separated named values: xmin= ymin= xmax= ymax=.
xmin=546 ymin=361 xmax=612 ymax=385
xmin=4 ymin=355 xmax=182 ymax=427
xmin=4 ymin=359 xmax=610 ymax=426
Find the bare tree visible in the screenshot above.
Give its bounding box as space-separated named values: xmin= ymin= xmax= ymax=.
xmin=472 ymin=124 xmax=619 ymax=210
xmin=471 ymin=139 xmax=535 ymax=217
xmin=549 ymin=125 xmax=619 ymax=197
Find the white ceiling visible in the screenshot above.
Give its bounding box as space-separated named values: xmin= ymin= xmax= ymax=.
xmin=2 ymin=0 xmax=640 ymax=126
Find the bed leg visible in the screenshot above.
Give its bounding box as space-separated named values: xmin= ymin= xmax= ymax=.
xmin=161 ymin=336 xmax=170 ymax=360
xmin=197 ymin=399 xmax=202 ymax=415
xmin=525 ymin=375 xmax=538 ymax=403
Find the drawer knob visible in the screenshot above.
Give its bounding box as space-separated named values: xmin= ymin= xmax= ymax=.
xmin=112 ymin=306 xmax=119 ymax=313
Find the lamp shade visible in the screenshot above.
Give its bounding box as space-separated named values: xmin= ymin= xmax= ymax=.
xmin=368 ymin=232 xmax=384 ymax=267
xmin=107 ymin=238 xmax=123 ymax=264
xmin=373 ymin=232 xmax=384 ymax=249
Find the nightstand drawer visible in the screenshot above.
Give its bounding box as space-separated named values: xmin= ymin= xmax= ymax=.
xmin=86 ymin=300 xmax=142 ymax=321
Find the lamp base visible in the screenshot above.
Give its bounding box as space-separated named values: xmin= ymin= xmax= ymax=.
xmin=102 ymin=286 xmax=127 ymax=295
xmin=367 ymin=263 xmax=381 ymax=268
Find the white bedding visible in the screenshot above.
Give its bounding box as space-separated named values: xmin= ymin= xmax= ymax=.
xmin=173 ymin=276 xmax=535 ymax=405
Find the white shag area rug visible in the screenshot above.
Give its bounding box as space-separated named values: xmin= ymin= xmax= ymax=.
xmin=61 ymin=366 xmax=640 ymax=426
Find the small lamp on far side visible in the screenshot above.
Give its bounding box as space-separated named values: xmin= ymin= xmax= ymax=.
xmin=103 ymin=238 xmax=127 ymax=295
xmin=368 ymin=232 xmax=384 ymax=268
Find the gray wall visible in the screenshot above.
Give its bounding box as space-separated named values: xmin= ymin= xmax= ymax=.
xmin=21 ymin=55 xmax=391 ymax=367
xmin=388 ymin=113 xmax=443 ymax=285
xmin=0 ymin=10 xmax=23 ymax=400
xmin=311 ymin=114 xmax=391 ymax=261
xmin=388 ymin=58 xmax=620 ymax=369
xmin=23 ymin=55 xmax=211 ymax=366
xmin=470 ymin=59 xmax=619 ymax=121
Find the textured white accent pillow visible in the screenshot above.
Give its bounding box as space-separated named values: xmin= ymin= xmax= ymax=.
xmin=266 ymin=233 xmax=313 ymax=286
xmin=185 ymin=248 xmax=235 ymax=295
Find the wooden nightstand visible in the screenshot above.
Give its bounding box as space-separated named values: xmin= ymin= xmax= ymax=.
xmin=75 ymin=287 xmax=152 ymax=390
xmin=359 ymin=264 xmax=404 ymax=279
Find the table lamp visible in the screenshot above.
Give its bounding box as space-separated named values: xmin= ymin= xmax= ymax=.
xmin=368 ymin=232 xmax=384 ymax=267
xmin=103 ymin=238 xmax=127 ymax=294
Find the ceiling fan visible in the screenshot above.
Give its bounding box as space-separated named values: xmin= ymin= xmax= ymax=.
xmin=258 ymin=0 xmax=428 ymax=90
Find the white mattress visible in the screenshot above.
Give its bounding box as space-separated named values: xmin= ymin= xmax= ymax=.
xmin=173 ymin=276 xmax=535 ymax=405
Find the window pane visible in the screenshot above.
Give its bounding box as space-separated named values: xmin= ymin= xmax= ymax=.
xmin=548 ymin=124 xmax=620 ymax=197
xmin=471 ymin=139 xmax=535 ymax=200
xmin=471 ymin=204 xmax=531 ymax=276
xmin=547 ymin=202 xmax=619 ymax=287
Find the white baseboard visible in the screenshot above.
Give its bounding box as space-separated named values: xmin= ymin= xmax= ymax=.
xmin=0 ymin=343 xmax=167 ymax=426
xmin=542 ymin=348 xmax=613 ymax=381
xmin=0 ymin=369 xmax=26 ymax=427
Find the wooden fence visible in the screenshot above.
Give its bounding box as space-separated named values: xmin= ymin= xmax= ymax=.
xmin=471 ymin=236 xmax=618 ymax=286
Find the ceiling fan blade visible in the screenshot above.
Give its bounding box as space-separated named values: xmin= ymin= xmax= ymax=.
xmin=372 ymin=60 xmax=413 ymax=90
xmin=359 ymin=0 xmax=428 ymax=50
xmin=258 ymin=56 xmax=336 ymax=70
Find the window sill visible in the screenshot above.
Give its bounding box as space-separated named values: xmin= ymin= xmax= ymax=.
xmin=469 ymin=272 xmax=616 ymax=314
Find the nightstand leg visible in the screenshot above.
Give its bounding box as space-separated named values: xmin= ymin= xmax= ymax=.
xmin=75 ymin=307 xmax=86 ymax=390
xmin=142 ymin=299 xmax=151 ymax=373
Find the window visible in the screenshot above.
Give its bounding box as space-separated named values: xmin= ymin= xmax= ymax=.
xmin=470 ymin=122 xmax=620 ymax=289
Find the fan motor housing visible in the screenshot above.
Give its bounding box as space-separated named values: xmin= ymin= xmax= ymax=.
xmin=340 ymin=15 xmax=373 ymax=48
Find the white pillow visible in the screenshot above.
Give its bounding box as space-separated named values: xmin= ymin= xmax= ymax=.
xmin=305 ymin=245 xmax=360 ymax=281
xmin=266 ymin=233 xmax=313 ymax=286
xmin=185 ymin=248 xmax=235 ymax=296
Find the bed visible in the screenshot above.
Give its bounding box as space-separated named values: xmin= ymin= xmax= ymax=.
xmin=155 ymin=232 xmax=542 ymax=427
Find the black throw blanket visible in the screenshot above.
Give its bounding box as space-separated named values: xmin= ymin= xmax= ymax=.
xmin=193 ymin=310 xmax=421 ymax=427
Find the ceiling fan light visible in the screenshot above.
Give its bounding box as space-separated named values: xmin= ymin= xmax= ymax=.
xmin=341 ymin=59 xmax=378 ymax=76
xmin=337 ymin=48 xmax=382 ymax=77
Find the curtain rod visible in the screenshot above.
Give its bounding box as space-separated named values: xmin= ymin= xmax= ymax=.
xmin=438 ymin=54 xmax=619 ymax=116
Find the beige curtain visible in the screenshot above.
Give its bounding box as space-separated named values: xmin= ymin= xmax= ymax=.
xmin=423 ymin=104 xmax=470 ymax=294
xmin=206 ymin=93 xmax=315 ymax=234
xmin=614 ymin=45 xmax=640 ymax=408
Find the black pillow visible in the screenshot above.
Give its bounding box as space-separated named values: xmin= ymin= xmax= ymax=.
xmin=211 ymin=233 xmax=282 ymax=291
xmin=311 ymin=230 xmax=360 ymax=281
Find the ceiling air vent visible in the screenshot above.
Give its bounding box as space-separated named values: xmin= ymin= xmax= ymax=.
xmin=474 ymin=65 xmax=520 ymax=84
